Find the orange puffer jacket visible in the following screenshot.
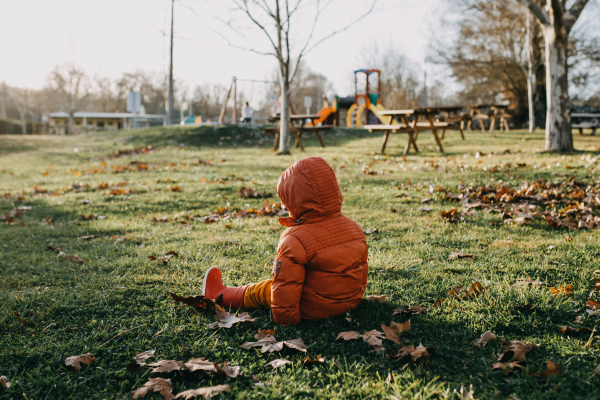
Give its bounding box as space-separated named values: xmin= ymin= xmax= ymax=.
xmin=271 ymin=157 xmax=369 ymax=325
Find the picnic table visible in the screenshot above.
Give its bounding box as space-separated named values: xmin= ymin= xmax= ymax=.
xmin=419 ymin=106 xmax=468 ymax=140
xmin=267 ymin=114 xmax=333 ymax=151
xmin=364 ymin=109 xmax=448 ymax=155
xmin=572 ymin=113 xmax=600 ymax=135
xmin=467 ymin=104 xmax=512 ymax=133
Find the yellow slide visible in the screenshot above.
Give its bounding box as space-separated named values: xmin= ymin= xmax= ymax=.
xmin=347 ymin=103 xmax=391 ymax=127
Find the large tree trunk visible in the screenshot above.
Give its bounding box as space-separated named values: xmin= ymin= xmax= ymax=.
xmin=544 ymin=26 xmax=573 ymax=151
xmin=526 ymin=11 xmax=535 ymax=132
xmin=279 ymin=76 xmax=291 ymax=154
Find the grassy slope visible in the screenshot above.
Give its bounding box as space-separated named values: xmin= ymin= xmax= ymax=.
xmin=1 ymin=125 xmax=600 ymax=400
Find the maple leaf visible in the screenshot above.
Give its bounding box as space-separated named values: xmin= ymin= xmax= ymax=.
xmin=216 ymin=362 xmax=241 ymax=378
xmin=381 ymin=321 xmax=410 ymax=345
xmin=174 ymin=385 xmax=231 ymax=399
xmin=77 ymin=235 xmax=96 ymax=240
xmin=392 ymin=305 xmax=429 ymax=315
xmin=1 ymin=376 xmax=10 ymax=389
xmin=362 ymin=330 xmax=385 ymax=347
xmin=498 ymin=340 xmax=536 ymax=362
xmin=283 ymin=338 xmax=308 ymax=352
xmin=492 ymin=361 xmax=524 ymax=375
xmin=255 ymin=329 xmax=275 ymax=339
xmin=394 ymin=344 xmax=435 ymax=363
xmin=529 ymin=360 xmax=564 ymax=378
xmin=586 ymin=299 xmax=600 ymax=316
xmin=550 ymin=284 xmax=572 ymax=297
xmin=448 ymin=252 xmax=476 ymax=261
xmin=168 ymin=292 xmax=216 ymax=312
xmin=206 ymin=304 xmax=257 ymax=329
xmin=364 ymin=294 xmax=388 ymax=303
xmin=134 ymin=350 xmax=156 ymax=366
xmin=239 ymin=335 xmax=280 ymax=352
xmin=184 ymin=358 xmax=218 ymax=373
xmin=336 ymin=331 xmax=360 ymax=341
xmin=132 ymin=378 xmax=173 ymax=400
xmin=473 ymin=331 xmax=496 ymax=347
xmin=64 ymin=353 xmax=96 ymax=371
xmin=147 ymin=360 xmax=185 ymax=373
xmin=301 ymin=355 xmax=325 ymax=365
xmin=266 ymin=358 xmax=292 ymax=369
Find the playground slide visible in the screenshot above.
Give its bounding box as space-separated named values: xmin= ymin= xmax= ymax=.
xmin=307 ymin=106 xmax=335 ymax=126
xmin=347 ymin=103 xmax=391 ymax=127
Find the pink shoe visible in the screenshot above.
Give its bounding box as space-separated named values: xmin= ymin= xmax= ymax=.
xmin=201 ymin=267 xmax=248 ymax=309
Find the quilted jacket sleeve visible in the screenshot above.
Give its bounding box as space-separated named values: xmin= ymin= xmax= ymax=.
xmin=271 ymin=234 xmax=307 ymax=325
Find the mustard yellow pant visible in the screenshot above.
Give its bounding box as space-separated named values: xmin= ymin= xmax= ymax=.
xmin=243 ymin=279 xmax=272 ymax=309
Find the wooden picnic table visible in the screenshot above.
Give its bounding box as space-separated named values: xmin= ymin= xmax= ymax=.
xmin=269 ymin=114 xmax=332 ymax=151
xmin=467 ymin=104 xmax=511 ymax=133
xmin=572 ymin=113 xmax=600 ymax=135
xmin=420 ymin=106 xmax=469 ymax=140
xmin=365 ymin=109 xmax=447 ymax=155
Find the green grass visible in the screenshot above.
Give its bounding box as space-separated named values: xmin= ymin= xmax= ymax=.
xmin=1 ymin=125 xmax=600 ymax=400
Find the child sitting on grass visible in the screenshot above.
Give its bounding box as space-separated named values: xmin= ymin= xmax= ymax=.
xmin=202 ymin=157 xmax=368 ymax=325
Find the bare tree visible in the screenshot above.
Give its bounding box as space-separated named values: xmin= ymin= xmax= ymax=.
xmin=517 ymin=0 xmax=589 ymax=151
xmin=46 ymin=64 xmax=87 ymax=134
xmin=11 ymin=87 xmax=32 ymax=135
xmin=187 ymin=0 xmax=377 ymax=154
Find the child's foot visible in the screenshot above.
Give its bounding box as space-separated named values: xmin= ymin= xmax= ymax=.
xmin=201 ymin=267 xmax=248 ymax=309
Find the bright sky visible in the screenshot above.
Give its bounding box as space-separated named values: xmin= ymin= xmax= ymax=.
xmin=0 ymin=0 xmax=446 ymax=102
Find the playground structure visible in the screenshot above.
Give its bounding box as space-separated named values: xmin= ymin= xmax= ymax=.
xmin=308 ymin=69 xmax=389 ymax=128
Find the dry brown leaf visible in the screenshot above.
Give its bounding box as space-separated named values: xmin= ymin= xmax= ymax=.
xmin=216 ymin=362 xmax=241 ymax=378
xmin=449 ymin=285 xmax=465 ymax=298
xmin=168 ymin=292 xmax=217 ymax=312
xmin=492 ymin=361 xmax=524 ymax=374
xmin=381 ymin=321 xmax=410 ymax=345
xmin=132 ymin=378 xmax=173 ymax=400
xmin=1 ymin=376 xmax=10 ymax=389
xmin=336 ymin=331 xmax=360 ymax=341
xmin=254 ymin=329 xmax=275 ymax=339
xmin=473 ymin=331 xmax=496 ymax=347
xmin=498 ymin=340 xmax=536 ymax=362
xmin=174 ymin=385 xmax=231 ymax=399
xmin=441 ymin=208 xmax=459 ymax=223
xmin=448 ymin=252 xmax=476 ymax=261
xmin=283 ymin=338 xmax=308 ymax=352
xmin=364 ymin=294 xmax=388 ymax=303
xmin=239 ymin=187 xmax=271 ymax=199
xmin=206 ymin=304 xmax=256 ymax=329
xmin=77 ymin=235 xmax=96 ymax=240
xmin=558 ymin=326 xmax=592 ymax=335
xmin=147 ymin=360 xmax=185 ymax=373
xmin=260 ymin=341 xmax=284 ymax=353
xmin=468 ymin=282 xmax=487 ymax=297
xmin=184 ymin=358 xmax=218 ymax=373
xmin=529 ymin=360 xmax=564 ymax=378
xmin=593 ymin=270 xmax=600 ymax=291
xmin=392 ymin=305 xmax=429 ymax=315
xmin=550 ymin=284 xmax=572 ymax=296
xmin=65 ymin=353 xmax=96 ymax=371
xmin=134 ymin=350 xmax=156 ymax=366
xmin=266 ymin=358 xmax=292 ymax=369
xmin=586 ymin=299 xmax=600 ymax=315
xmin=301 ymin=355 xmax=325 ymax=365
xmin=362 ymin=330 xmax=385 ymax=347
xmin=394 ymin=344 xmax=435 ymax=363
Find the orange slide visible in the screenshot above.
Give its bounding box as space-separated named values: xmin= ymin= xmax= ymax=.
xmin=307 ymin=106 xmax=335 ymax=127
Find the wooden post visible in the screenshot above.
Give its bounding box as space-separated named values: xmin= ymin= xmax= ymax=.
xmin=232 ymin=77 xmax=237 ymax=124
xmin=218 ymin=81 xmax=233 ymax=123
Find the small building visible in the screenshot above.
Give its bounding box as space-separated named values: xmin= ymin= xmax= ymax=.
xmin=49 ymin=112 xmax=166 ymax=134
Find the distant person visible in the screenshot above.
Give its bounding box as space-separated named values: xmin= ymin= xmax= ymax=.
xmin=241 ymin=101 xmax=253 ymax=124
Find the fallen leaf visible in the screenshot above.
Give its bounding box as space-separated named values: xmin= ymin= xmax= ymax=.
xmin=336 ymin=331 xmax=360 ymax=341
xmin=473 ymin=331 xmax=496 ymax=347
xmin=381 ymin=321 xmax=410 ymax=345
xmin=441 ymin=207 xmax=459 ymax=223
xmin=514 ymin=278 xmax=546 ymax=287
xmin=301 ymin=355 xmax=325 ymax=365
xmin=362 ymin=330 xmax=385 ymax=347
xmin=392 ymin=305 xmax=429 ymax=315
xmin=498 ymin=340 xmax=536 ymax=362
xmin=586 ymin=299 xmax=600 ymax=314
xmin=550 ymin=284 xmax=572 ymax=297
xmin=266 ymin=358 xmax=292 ymax=369
xmin=259 ymin=341 xmax=284 ymax=353
xmin=65 ymin=353 xmax=96 ymax=371
xmin=593 ymin=270 xmax=600 ymax=291
xmin=215 ymin=362 xmax=241 ymax=378
xmin=174 ymin=385 xmax=231 ymax=399
xmin=206 ymin=304 xmax=256 ymax=329
xmin=77 ymin=235 xmax=96 ymax=240
xmin=184 ymin=358 xmax=218 ymax=373
xmin=239 ymin=187 xmax=271 ymax=199
xmin=239 ymin=335 xmax=278 ymax=352
xmin=363 ymin=228 xmax=380 ymax=235
xmin=448 ymin=252 xmax=476 ymax=261
xmin=134 ymin=350 xmax=156 ymax=366
xmin=168 ymin=292 xmax=217 ymax=312
xmin=365 ymin=294 xmax=388 ymax=303
xmin=47 ymin=245 xmax=64 ymax=252
xmin=394 ymin=344 xmax=435 ymax=363
xmin=13 ymin=311 xmax=30 ymax=326
xmin=283 ymin=338 xmax=308 ymax=352
xmin=0 ymin=376 xmax=10 ymax=389
xmin=147 ymin=360 xmax=185 ymax=373
xmin=492 ymin=361 xmax=524 ymax=374
xmin=529 ymin=360 xmax=564 ymax=378
xmin=255 ymin=329 xmax=275 ymax=339
xmin=132 ymin=378 xmax=173 ymax=400
xmin=558 ymin=326 xmax=592 ymax=335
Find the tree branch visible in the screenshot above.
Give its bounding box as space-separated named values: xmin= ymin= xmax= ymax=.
xmin=564 ymin=0 xmax=589 ymax=32
xmin=516 ymin=0 xmax=551 ymax=26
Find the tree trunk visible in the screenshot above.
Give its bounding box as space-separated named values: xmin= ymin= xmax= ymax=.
xmin=544 ymin=26 xmax=573 ymax=151
xmin=68 ymin=113 xmax=74 ymax=135
xmin=20 ymin=115 xmax=26 ymax=135
xmin=279 ymin=76 xmax=291 ymax=154
xmin=526 ymin=11 xmax=535 ymax=132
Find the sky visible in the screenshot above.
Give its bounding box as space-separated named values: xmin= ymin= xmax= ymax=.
xmin=0 ymin=0 xmax=450 ymax=105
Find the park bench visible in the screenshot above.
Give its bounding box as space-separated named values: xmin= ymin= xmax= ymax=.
xmin=572 ymin=113 xmax=599 ymax=135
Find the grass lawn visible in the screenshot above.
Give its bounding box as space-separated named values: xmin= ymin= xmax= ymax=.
xmin=1 ymin=125 xmax=600 ymax=400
